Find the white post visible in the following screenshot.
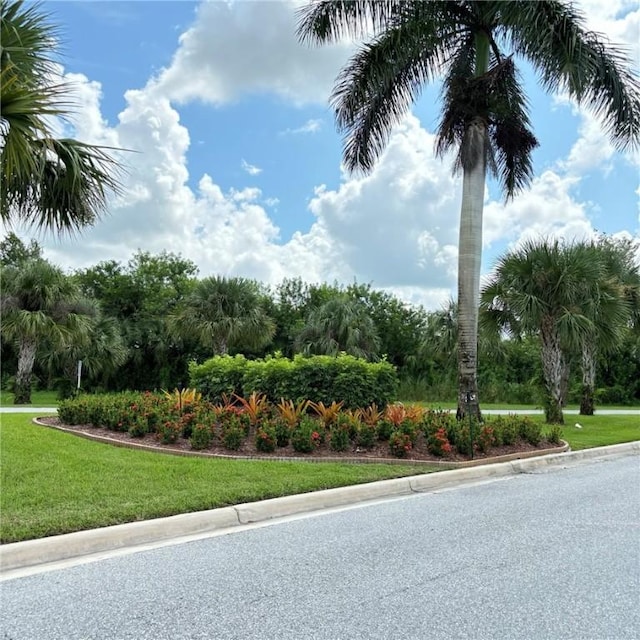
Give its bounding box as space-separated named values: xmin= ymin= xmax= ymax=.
xmin=77 ymin=360 xmax=83 ymax=390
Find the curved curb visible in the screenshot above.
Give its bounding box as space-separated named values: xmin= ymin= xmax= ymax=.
xmin=31 ymin=417 xmax=569 ymax=467
xmin=1 ymin=440 xmax=637 ymax=575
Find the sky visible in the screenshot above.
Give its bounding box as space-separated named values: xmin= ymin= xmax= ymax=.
xmin=6 ymin=0 xmax=640 ymax=309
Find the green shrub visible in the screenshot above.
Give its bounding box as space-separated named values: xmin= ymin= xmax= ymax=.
xmin=291 ymin=417 xmax=324 ymax=453
xmin=222 ymin=423 xmax=245 ymax=451
xmin=244 ymin=355 xmax=296 ymax=402
xmin=157 ymin=420 xmax=181 ymax=444
xmin=421 ymin=409 xmax=454 ymax=438
xmin=399 ymin=419 xmax=419 ymax=446
xmin=454 ymin=418 xmax=481 ymax=457
xmin=58 ymin=397 xmax=92 ymax=425
xmin=500 ymin=416 xmax=518 ymax=445
xmin=127 ymin=417 xmax=149 ymax=438
xmin=255 ymin=423 xmax=277 ymax=453
xmin=389 ymin=431 xmax=413 ymax=458
xmin=520 ymin=418 xmax=542 ymax=446
xmin=329 ymin=422 xmax=351 ymax=452
xmin=376 ymin=419 xmax=394 ymax=442
xmin=356 ymin=422 xmax=377 ymax=449
xmin=179 ymin=412 xmax=197 ymax=439
xmin=189 ymin=355 xmax=247 ymax=402
xmin=274 ymin=419 xmax=291 ymax=447
xmin=476 ymin=424 xmax=496 ymax=454
xmin=190 ymin=424 xmax=213 ymax=450
xmin=546 ymin=425 xmax=563 ymax=445
xmin=190 ymin=353 xmax=398 ymax=409
xmin=426 ymin=427 xmax=452 ymax=457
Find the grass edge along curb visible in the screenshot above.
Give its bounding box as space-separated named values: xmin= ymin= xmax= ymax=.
xmin=2 ymin=441 xmax=638 ymax=575
xmin=33 ymin=417 xmax=570 ymax=467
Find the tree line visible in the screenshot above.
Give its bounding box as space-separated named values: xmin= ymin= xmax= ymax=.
xmin=1 ymin=233 xmax=638 ymax=421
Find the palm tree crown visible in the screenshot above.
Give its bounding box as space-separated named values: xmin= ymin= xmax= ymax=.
xmin=1 ymin=0 xmax=123 ymax=232
xmin=297 ymin=0 xmax=640 ymax=419
xmin=480 ymin=238 xmax=630 ymax=423
xmin=0 ymin=258 xmax=92 ymax=403
xmin=168 ymin=276 xmax=276 ymax=356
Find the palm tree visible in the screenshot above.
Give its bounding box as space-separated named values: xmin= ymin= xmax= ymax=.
xmin=297 ymin=0 xmax=640 ymax=420
xmin=577 ymin=237 xmax=639 ymax=415
xmin=1 ymin=0 xmax=122 ymax=232
xmin=168 ymin=276 xmax=275 ymax=356
xmin=0 ymin=258 xmax=92 ymax=403
xmin=480 ymin=238 xmax=629 ymax=424
xmin=40 ymin=298 xmax=128 ymax=397
xmin=295 ymin=294 xmax=380 ymax=359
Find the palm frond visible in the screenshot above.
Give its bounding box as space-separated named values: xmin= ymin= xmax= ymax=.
xmin=1 ymin=0 xmax=126 ymax=233
xmin=487 ymin=57 xmax=538 ymax=198
xmin=501 ymin=0 xmax=640 ymax=150
xmin=3 ymin=137 xmax=123 ymax=232
xmin=295 ymin=0 xmax=404 ymax=45
xmin=0 ymin=0 xmax=60 ymax=83
xmin=331 ymin=6 xmax=462 ymax=173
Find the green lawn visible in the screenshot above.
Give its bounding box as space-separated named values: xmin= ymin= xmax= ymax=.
xmin=0 ymin=415 xmax=440 ymax=543
xmin=542 ymin=414 xmax=640 ymax=450
xmin=0 ymin=389 xmax=59 ymax=407
xmin=412 ymin=401 xmax=639 ymax=411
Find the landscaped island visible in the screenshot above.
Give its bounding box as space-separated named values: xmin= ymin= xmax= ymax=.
xmin=53 ymin=390 xmax=563 ymax=463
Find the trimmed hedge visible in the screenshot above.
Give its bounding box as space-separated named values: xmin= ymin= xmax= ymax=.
xmin=189 ymin=353 xmax=399 ymax=409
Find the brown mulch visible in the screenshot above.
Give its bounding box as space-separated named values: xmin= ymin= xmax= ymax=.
xmin=36 ymin=417 xmax=566 ymax=466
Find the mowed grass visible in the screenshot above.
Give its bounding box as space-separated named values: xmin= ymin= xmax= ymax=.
xmin=413 ymin=400 xmax=639 ymax=411
xmin=0 ymin=415 xmax=440 ymax=543
xmin=0 ymin=389 xmax=58 ymax=407
xmin=544 ymin=414 xmax=640 ymax=450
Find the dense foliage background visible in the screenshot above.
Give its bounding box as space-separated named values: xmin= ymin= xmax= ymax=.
xmin=1 ymin=233 xmax=638 ymax=406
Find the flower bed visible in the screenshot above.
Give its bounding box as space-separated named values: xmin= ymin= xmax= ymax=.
xmin=55 ymin=391 xmax=564 ymax=462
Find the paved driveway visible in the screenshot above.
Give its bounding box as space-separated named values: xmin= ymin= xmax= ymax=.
xmin=1 ymin=455 xmax=638 ymax=640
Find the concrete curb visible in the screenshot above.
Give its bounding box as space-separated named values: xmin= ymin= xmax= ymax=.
xmin=1 ymin=441 xmax=638 ymax=573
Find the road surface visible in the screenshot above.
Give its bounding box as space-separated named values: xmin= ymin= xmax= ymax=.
xmin=1 ymin=454 xmax=638 ymax=639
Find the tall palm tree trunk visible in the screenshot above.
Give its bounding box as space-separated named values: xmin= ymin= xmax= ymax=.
xmin=456 ymin=119 xmax=486 ymax=421
xmin=14 ymin=337 xmax=37 ymax=404
xmin=579 ymin=341 xmax=596 ymax=415
xmin=541 ymin=320 xmax=564 ymax=424
xmin=457 ymin=32 xmax=489 ymax=422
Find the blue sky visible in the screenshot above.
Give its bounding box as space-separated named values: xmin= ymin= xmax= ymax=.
xmin=12 ymin=0 xmax=640 ymax=308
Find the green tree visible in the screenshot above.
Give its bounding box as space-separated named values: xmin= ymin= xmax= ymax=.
xmin=344 ymin=282 xmax=427 ymax=371
xmin=295 ymin=293 xmax=381 ymax=359
xmin=169 ymin=276 xmax=275 ymax=356
xmin=297 ymin=0 xmax=640 ymax=420
xmin=415 ymin=299 xmax=505 ymax=396
xmin=0 ymin=258 xmax=91 ymax=403
xmin=1 ymin=0 xmax=122 ymax=232
xmin=0 ymin=232 xmax=42 ymax=266
xmin=577 ymin=237 xmax=639 ymax=415
xmin=74 ymin=251 xmax=199 ymax=390
xmin=40 ymin=297 xmax=127 ymax=397
xmin=480 ymin=239 xmax=628 ymax=424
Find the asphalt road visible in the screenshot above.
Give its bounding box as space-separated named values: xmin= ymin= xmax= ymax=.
xmin=1 ymin=456 xmax=638 ymax=640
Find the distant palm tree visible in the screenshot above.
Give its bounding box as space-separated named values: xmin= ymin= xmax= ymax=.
xmin=577 ymin=238 xmax=638 ymax=415
xmin=297 ymin=0 xmax=640 ymax=420
xmin=0 ymin=259 xmax=92 ymax=403
xmin=41 ymin=297 xmax=128 ymax=397
xmin=1 ymin=0 xmax=122 ymax=232
xmin=418 ymin=298 xmax=505 ymax=373
xmin=295 ymin=295 xmax=380 ymax=360
xmin=168 ymin=276 xmax=275 ymax=356
xmin=480 ymin=239 xmax=628 ymax=424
